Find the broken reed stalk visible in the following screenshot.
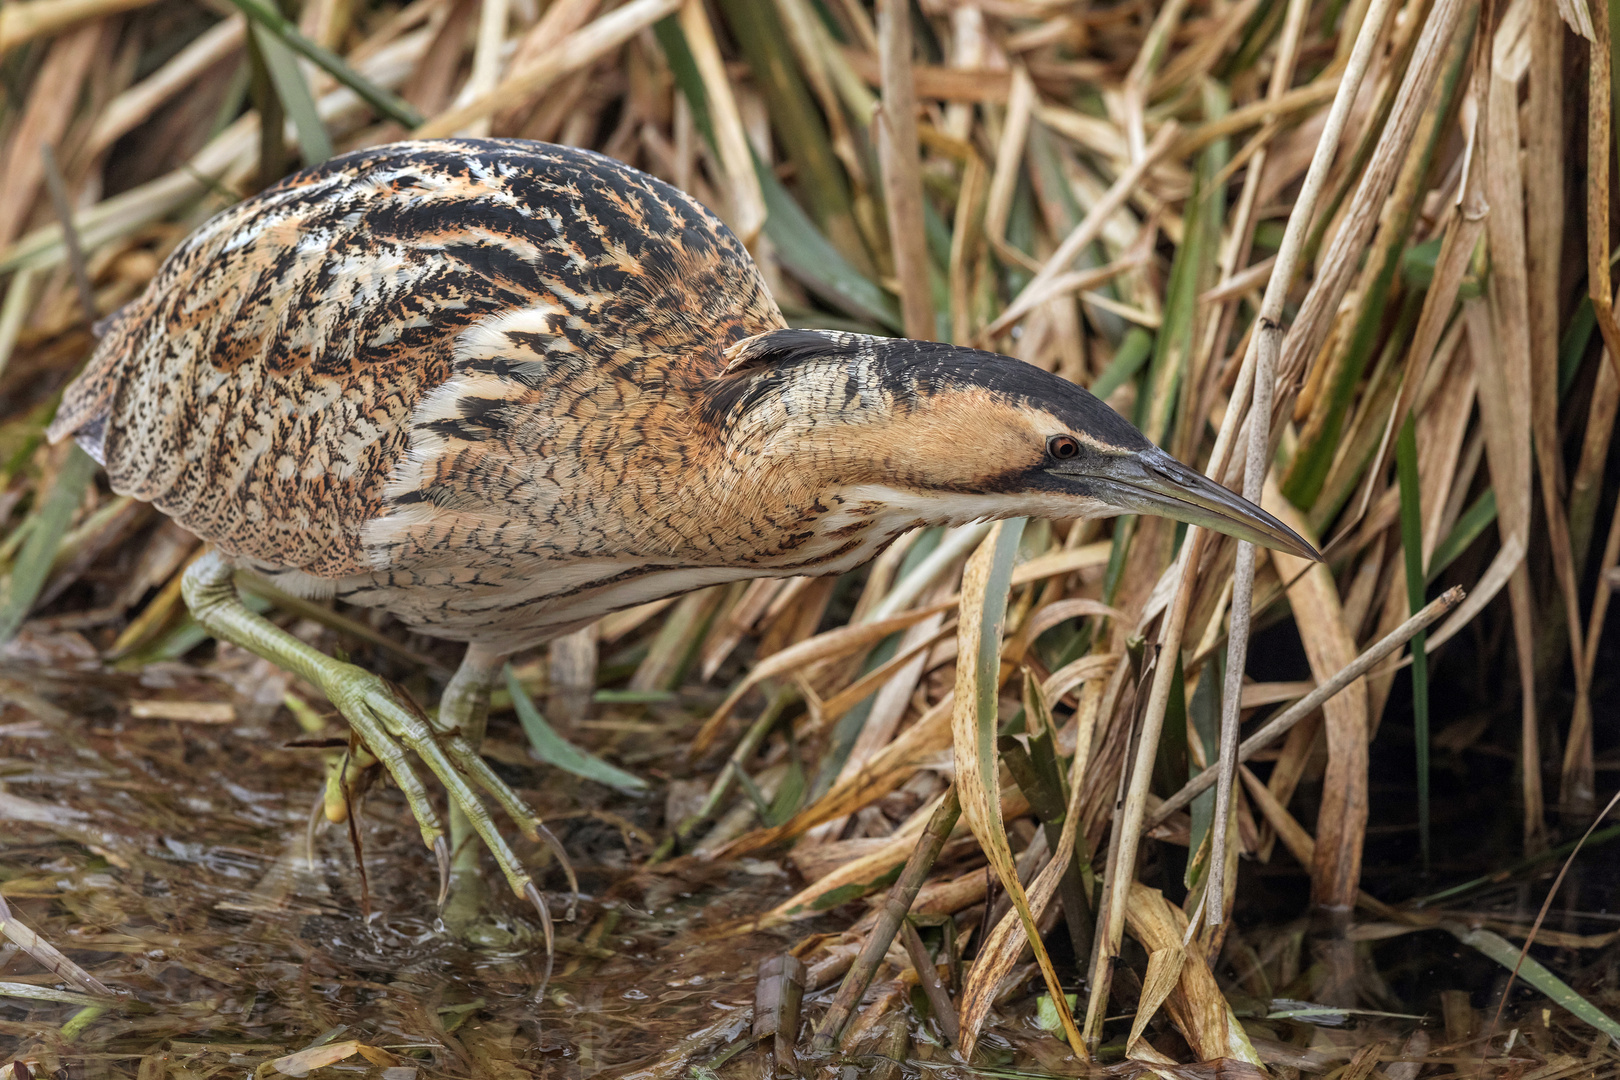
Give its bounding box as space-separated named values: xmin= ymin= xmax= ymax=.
xmin=1208 ymin=0 xmax=1397 ymax=929
xmin=899 ymin=918 xmax=959 ymax=1047
xmin=753 ymin=953 xmax=807 ymax=1074
xmin=1150 ymin=585 xmax=1464 ymax=827
xmin=811 ymin=786 xmax=959 ymax=1050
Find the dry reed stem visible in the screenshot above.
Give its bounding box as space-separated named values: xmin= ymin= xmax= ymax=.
xmin=1276 ymin=0 xmax=1470 ymax=398
xmin=875 ymin=0 xmax=935 ymax=340
xmin=0 ymin=22 xmax=103 ymax=253
xmin=982 ymin=65 xmax=1033 ymax=253
xmin=1588 ymin=0 xmax=1620 ymax=386
xmin=983 ymin=123 xmax=1178 ymax=340
xmin=1484 ymin=0 xmax=1591 ymax=817
xmin=450 ymin=0 xmax=510 ymax=137
xmin=0 ymin=0 xmax=156 ymax=53
xmin=1202 ymin=0 xmax=1312 ymax=932
xmin=1120 ymin=0 xmax=1188 ymax=163
xmin=84 ymin=16 xmax=247 ymax=160
xmin=412 ymin=0 xmax=680 ymax=139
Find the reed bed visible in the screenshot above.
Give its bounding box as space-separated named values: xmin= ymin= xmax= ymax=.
xmin=1 ymin=0 xmax=1619 ymax=1074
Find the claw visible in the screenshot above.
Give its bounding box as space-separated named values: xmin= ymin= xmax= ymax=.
xmin=538 ymin=825 xmax=579 ymax=922
xmin=526 ymin=881 xmax=555 ymax=1000
xmin=434 ymin=835 xmax=451 ymax=908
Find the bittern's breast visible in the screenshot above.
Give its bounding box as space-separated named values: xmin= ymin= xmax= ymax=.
xmin=50 ymin=139 xmax=786 ymax=644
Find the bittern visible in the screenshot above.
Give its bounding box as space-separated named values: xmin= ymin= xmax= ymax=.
xmin=49 ymin=139 xmax=1314 ymax=938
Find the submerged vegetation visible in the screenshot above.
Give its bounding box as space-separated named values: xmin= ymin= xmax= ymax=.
xmin=1 ymin=0 xmax=1619 ymax=1074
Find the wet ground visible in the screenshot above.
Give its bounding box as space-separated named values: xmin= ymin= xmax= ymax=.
xmin=2 ymin=624 xmax=1618 ymax=1078
xmin=0 ymin=660 xmax=837 ymax=1078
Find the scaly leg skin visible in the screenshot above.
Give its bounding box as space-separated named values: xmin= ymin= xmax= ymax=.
xmin=436 ymin=646 xmax=516 ymax=945
xmin=181 ymin=551 xmax=553 ymax=943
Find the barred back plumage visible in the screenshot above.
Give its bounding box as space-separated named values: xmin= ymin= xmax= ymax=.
xmin=51 ymin=139 xmax=811 ymax=650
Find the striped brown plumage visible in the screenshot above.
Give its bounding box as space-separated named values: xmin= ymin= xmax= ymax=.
xmin=55 ymin=138 xmax=1181 ymax=655
xmin=53 ymin=140 xmax=799 ymax=649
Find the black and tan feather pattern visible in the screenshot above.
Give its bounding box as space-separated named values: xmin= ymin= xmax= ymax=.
xmin=52 ymin=140 xmax=794 ymax=645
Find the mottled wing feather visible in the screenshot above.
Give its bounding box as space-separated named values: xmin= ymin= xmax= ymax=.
xmin=50 ymin=139 xmax=783 ymax=582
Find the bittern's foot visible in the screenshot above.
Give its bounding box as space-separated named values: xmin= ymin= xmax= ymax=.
xmin=316 ymin=663 xmax=546 ymax=905
xmin=181 ymin=552 xmax=567 ymax=961
xmin=319 ymin=667 xmax=570 ymax=960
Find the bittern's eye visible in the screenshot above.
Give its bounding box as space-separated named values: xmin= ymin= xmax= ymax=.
xmin=1048 ymin=435 xmax=1081 ymax=460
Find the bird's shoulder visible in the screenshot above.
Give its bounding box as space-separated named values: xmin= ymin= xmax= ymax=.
xmin=50 ymin=139 xmax=782 ymax=579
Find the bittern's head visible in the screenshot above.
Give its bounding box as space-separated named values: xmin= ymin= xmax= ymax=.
xmin=708 ymin=329 xmax=1319 ymax=561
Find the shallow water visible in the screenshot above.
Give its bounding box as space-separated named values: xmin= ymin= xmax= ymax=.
xmin=0 ymin=663 xmax=852 ymax=1077
xmin=1 ymin=651 xmax=1613 ymax=1079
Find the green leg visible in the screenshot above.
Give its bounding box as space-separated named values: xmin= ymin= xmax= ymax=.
xmin=436 ymin=647 xmax=506 ymax=941
xmin=182 ymin=551 xmax=550 ymax=926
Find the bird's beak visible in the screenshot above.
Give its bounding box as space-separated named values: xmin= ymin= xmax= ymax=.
xmin=1064 ymin=446 xmax=1322 ymax=561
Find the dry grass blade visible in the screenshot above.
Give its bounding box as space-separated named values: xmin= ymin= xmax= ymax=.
xmin=956 ymin=836 xmax=1074 ymax=1056
xmin=983 ymin=123 xmax=1179 ymax=341
xmin=0 ymin=895 xmax=115 ymax=998
xmin=691 ymin=599 xmax=952 ymax=757
xmin=0 ymin=0 xmax=157 ymax=52
xmin=755 ymin=800 xmax=941 ymax=927
xmin=671 ymin=0 xmax=764 ymax=246
xmin=1126 ymin=944 xmax=1184 ymax=1056
xmin=1124 ymin=883 xmax=1263 ymax=1063
xmin=0 ymin=22 xmax=102 ymax=254
xmin=720 ymin=694 xmax=957 ymax=856
xmin=952 ymin=520 xmax=1083 ymax=1057
xmin=959 ymin=659 xmax=1113 ymax=1062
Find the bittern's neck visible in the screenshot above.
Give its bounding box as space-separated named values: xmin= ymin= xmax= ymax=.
xmin=692 ymin=389 xmax=1008 ymax=576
